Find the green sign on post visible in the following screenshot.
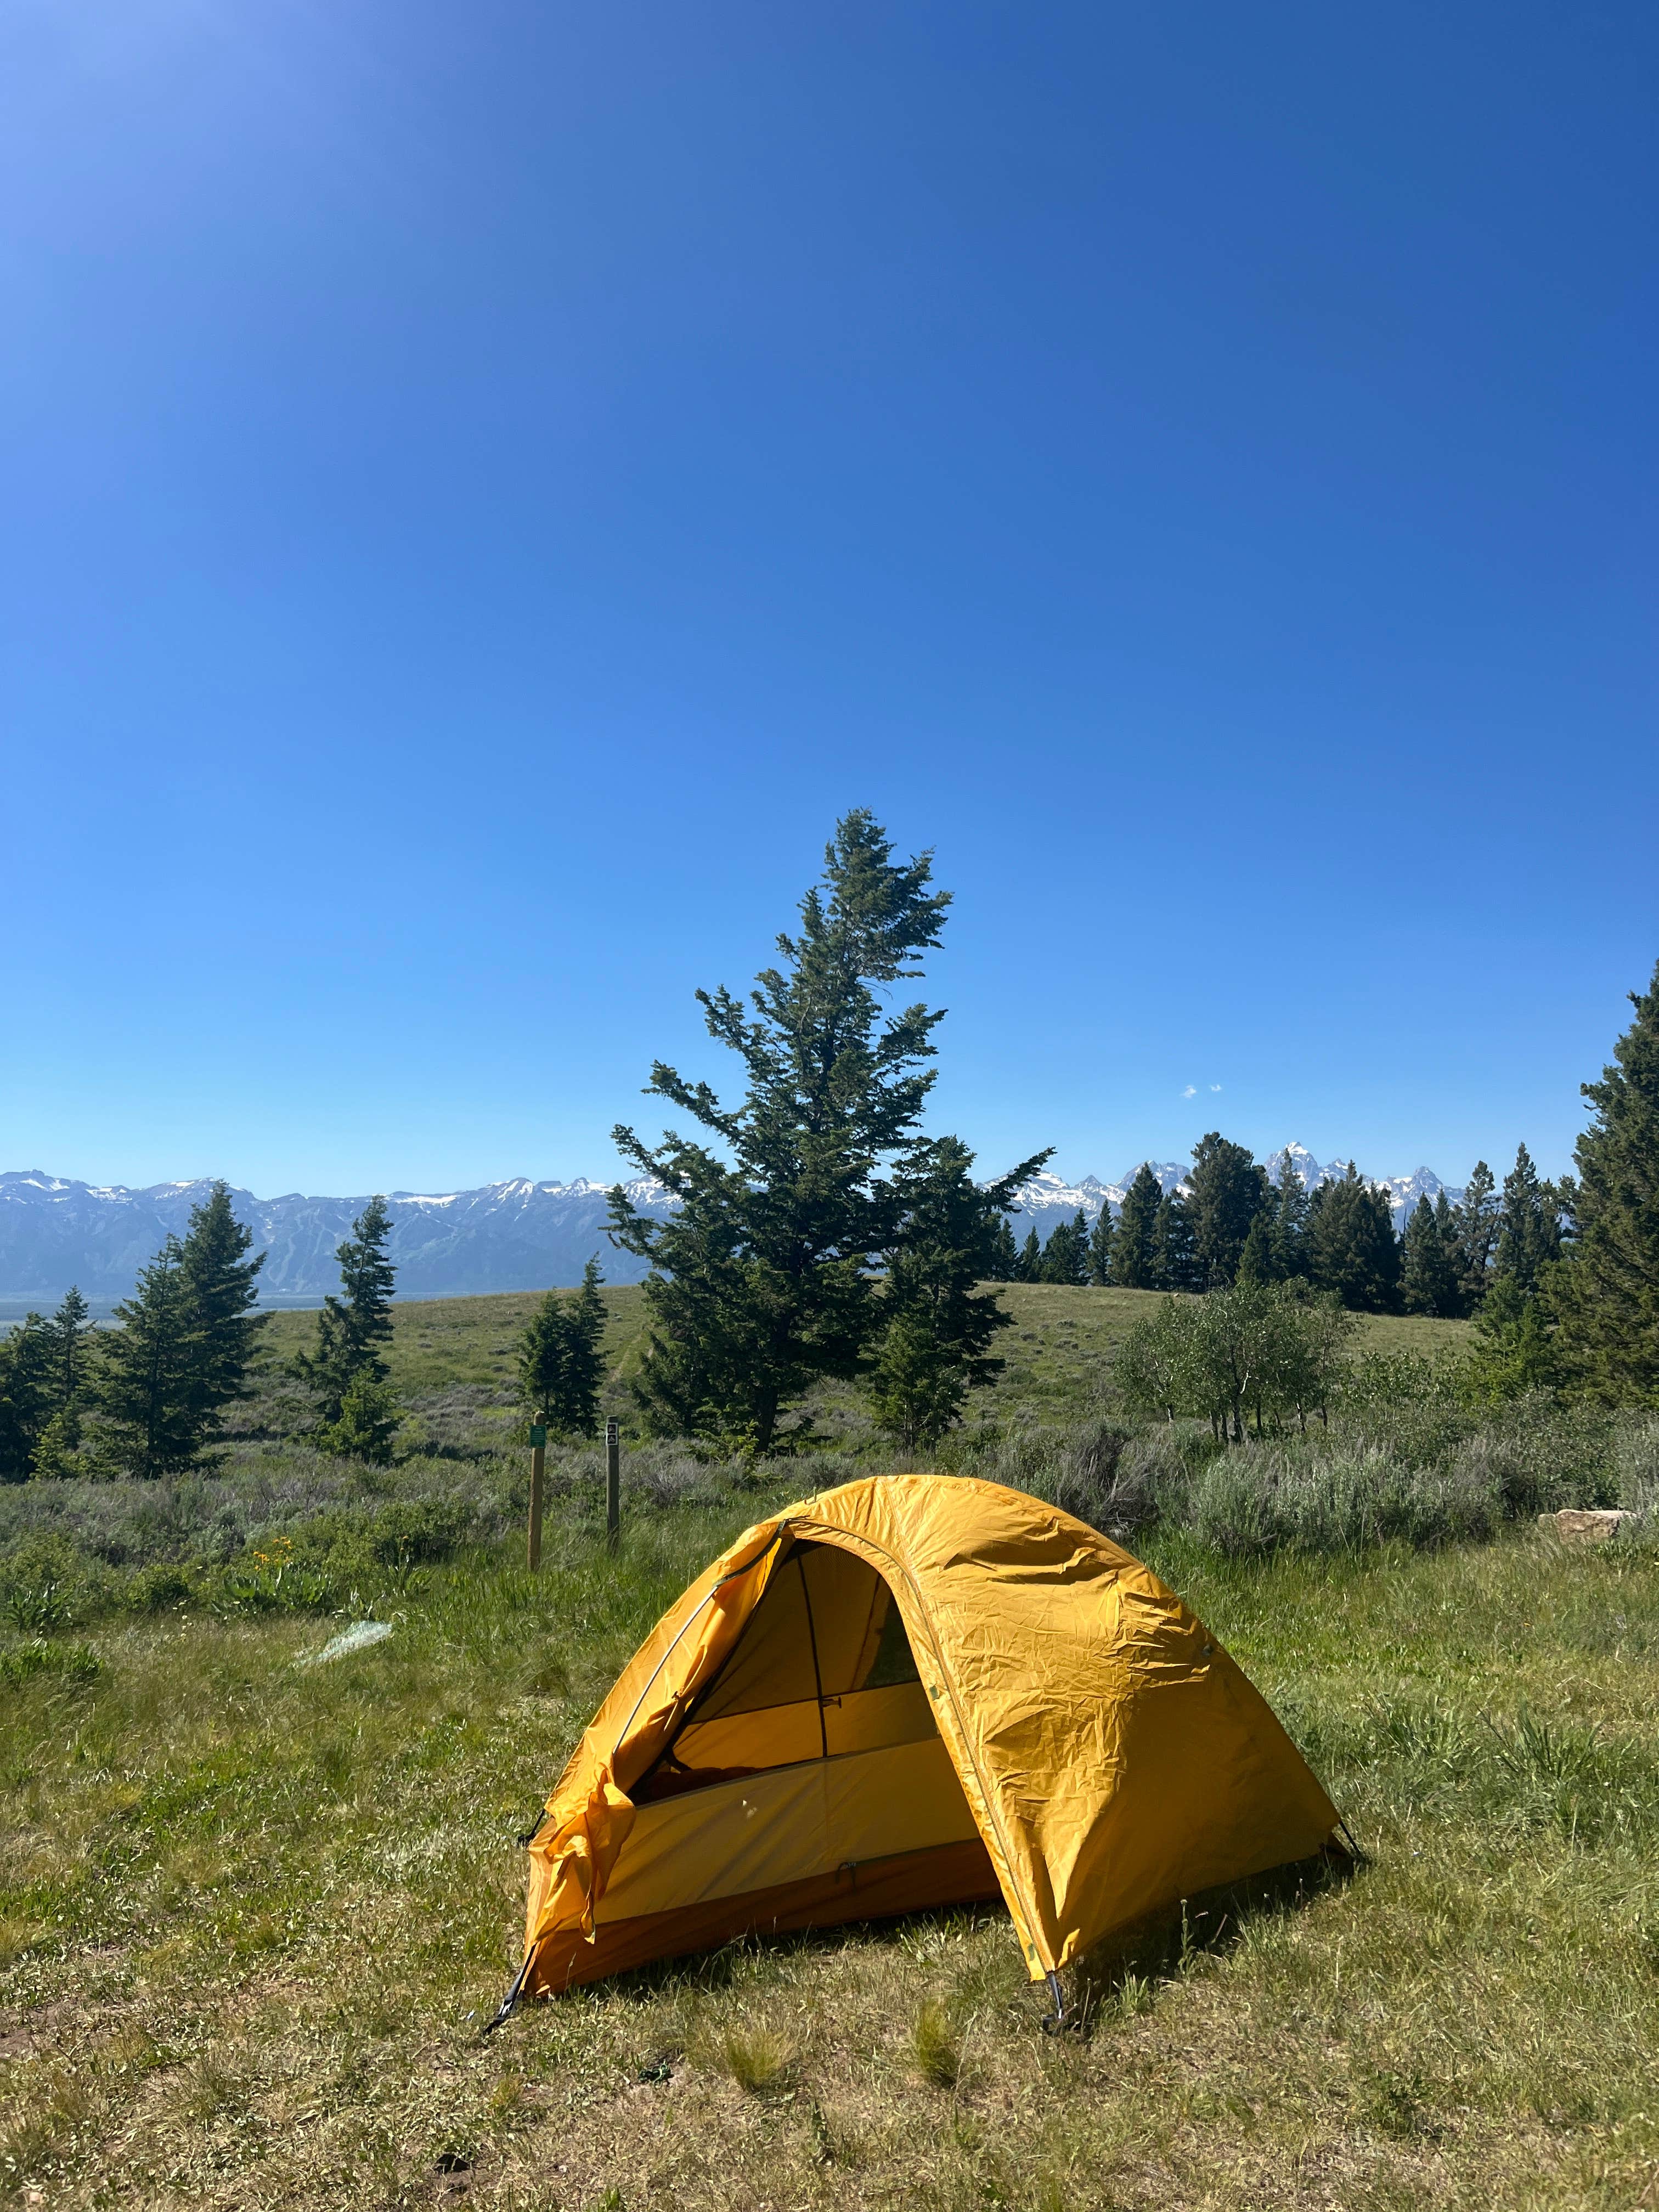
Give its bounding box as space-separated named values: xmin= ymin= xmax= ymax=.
xmin=528 ymin=1424 xmax=546 ymax=1448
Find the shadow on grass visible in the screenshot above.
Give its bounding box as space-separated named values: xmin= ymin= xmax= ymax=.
xmin=524 ymin=1850 xmax=1358 ymax=2028
xmin=1068 ymin=1844 xmax=1361 ymax=2032
xmin=545 ymin=1899 xmax=1013 ymax=2013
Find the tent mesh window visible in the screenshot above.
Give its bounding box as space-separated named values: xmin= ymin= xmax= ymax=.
xmin=634 ymin=1542 xmax=933 ymax=1801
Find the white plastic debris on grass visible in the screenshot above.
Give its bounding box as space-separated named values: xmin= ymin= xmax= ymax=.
xmin=300 ymin=1620 xmax=394 ymax=1667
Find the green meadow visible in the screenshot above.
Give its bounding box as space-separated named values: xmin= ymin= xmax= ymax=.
xmin=4 ymin=1286 xmax=1657 ymax=2211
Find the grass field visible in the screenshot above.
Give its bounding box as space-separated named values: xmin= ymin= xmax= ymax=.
xmin=9 ymin=1289 xmax=1657 ymax=2212
xmin=248 ymin=1283 xmax=1468 ymax=1434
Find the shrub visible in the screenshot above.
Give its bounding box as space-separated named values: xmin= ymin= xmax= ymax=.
xmin=1042 ymin=1420 xmax=1144 ymax=1539
xmin=1190 ymin=1442 xmax=1500 ymax=1558
xmin=362 ymin=1497 xmax=473 ymax=1567
xmin=317 ymin=1372 xmax=402 ymax=1465
xmin=122 ymin=1562 xmax=200 ymax=1614
xmin=215 ymin=1538 xmax=334 ymax=1616
xmin=0 ymin=1639 xmax=100 ymax=1687
xmin=1615 ymin=1418 xmax=1659 ymax=1520
xmin=0 ymin=1533 xmax=95 ymax=1632
xmin=1449 ymin=1398 xmax=1616 ymax=1517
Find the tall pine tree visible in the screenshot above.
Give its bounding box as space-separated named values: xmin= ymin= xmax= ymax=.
xmin=1272 ymin=1159 xmax=1311 ymax=1279
xmin=1015 ymin=1227 xmax=1043 ymax=1283
xmin=1308 ymin=1167 xmax=1402 ymax=1312
xmin=98 ymin=1243 xmax=201 ymax=1478
xmin=519 ymin=1259 xmax=609 ymax=1438
xmin=1235 ymin=1211 xmax=1276 ymax=1285
xmin=97 ymin=1188 xmax=270 ymax=1476
xmin=27 ymin=1288 xmax=97 ymax=1475
xmin=1551 ymin=960 xmax=1659 ymax=1403
xmin=1087 ymin=1204 xmax=1115 ymax=1286
xmin=1041 ymin=1211 xmax=1090 ymax=1286
xmin=47 ymin=1288 xmax=93 ymax=1417
xmin=292 ymin=1196 xmax=398 ymax=1437
xmin=984 ymin=1216 xmax=1020 ymax=1282
xmin=0 ymin=1314 xmax=58 ymax=1481
xmin=1111 ymin=1165 xmax=1163 ymax=1288
xmin=1152 ymin=1189 xmax=1201 ymax=1292
xmin=178 ymin=1183 xmax=267 ymax=1433
xmin=1186 ymin=1133 xmax=1269 ymax=1289
xmin=1402 ymin=1193 xmax=1461 ymax=1316
xmin=1493 ymin=1142 xmax=1560 ymax=1295
xmin=607 ymin=812 xmax=1049 ymax=1450
xmin=1454 ymin=1161 xmax=1499 ymax=1312
xmin=868 ymin=1139 xmax=1027 ymax=1449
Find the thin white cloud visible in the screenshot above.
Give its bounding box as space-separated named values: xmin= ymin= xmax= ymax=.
xmin=1210 ymin=1084 xmax=1222 ymax=1092
xmin=1182 ymin=1085 xmax=1197 ymax=1098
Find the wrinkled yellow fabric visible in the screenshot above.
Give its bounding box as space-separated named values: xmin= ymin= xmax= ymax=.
xmin=522 ymin=1476 xmax=1339 ymax=1984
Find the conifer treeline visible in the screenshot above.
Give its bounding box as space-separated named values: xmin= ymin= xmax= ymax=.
xmin=0 ymin=1183 xmax=267 ymax=1481
xmin=0 ymin=1188 xmax=404 ymax=1480
xmin=986 ymin=1133 xmax=1566 ymax=1320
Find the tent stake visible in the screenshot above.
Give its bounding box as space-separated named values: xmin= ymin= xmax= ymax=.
xmin=1041 ymin=1970 xmax=1076 ymax=2034
xmin=482 ymin=1953 xmax=533 ymax=2038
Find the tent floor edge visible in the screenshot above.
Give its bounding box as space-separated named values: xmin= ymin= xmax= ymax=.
xmin=528 ymin=1836 xmax=1002 ymax=1995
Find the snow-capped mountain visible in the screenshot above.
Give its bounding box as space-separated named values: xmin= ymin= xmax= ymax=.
xmin=1 ymin=1142 xmax=1469 ymax=1306
xmin=1263 ymin=1149 xmax=1462 ymax=1228
xmin=0 ymin=1172 xmax=675 ymax=1304
xmin=1005 ymin=1165 xmax=1188 ymax=1233
xmin=1009 ymin=1147 xmax=1464 ymax=1237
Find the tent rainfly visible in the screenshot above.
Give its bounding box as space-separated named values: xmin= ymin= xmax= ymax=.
xmin=500 ymin=1475 xmax=1344 ymax=2019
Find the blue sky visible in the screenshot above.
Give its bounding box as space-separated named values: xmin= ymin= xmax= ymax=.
xmin=3 ymin=1 xmax=1654 ymax=1197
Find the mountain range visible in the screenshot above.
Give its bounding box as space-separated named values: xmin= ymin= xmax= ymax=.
xmin=0 ymin=1148 xmax=1465 ymax=1308
xmin=1006 ymin=1147 xmax=1461 ymax=1238
xmin=0 ymin=1173 xmax=674 ymax=1307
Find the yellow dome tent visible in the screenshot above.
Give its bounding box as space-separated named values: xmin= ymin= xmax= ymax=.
xmin=502 ymin=1475 xmax=1342 ymax=2018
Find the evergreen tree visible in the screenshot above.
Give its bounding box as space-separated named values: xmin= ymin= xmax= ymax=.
xmin=1041 ymin=1211 xmax=1090 ymax=1286
xmin=1454 ymin=1160 xmax=1499 ymax=1312
xmin=1402 ymin=1193 xmax=1462 ymax=1317
xmin=1152 ymin=1189 xmax=1200 ymax=1292
xmin=985 ymin=1216 xmax=1020 ymax=1283
xmin=1493 ymin=1142 xmax=1559 ymax=1295
xmin=1433 ymin=1190 xmax=1463 ymax=1313
xmin=1308 ymin=1167 xmax=1402 ymax=1312
xmin=1464 ymin=1277 xmax=1559 ymax=1402
xmin=1187 ymin=1133 xmax=1269 ymax=1289
xmin=91 ymin=1188 xmax=269 ymax=1478
xmin=1110 ymin=1165 xmax=1163 ymax=1288
xmin=292 ymin=1196 xmax=398 ymax=1438
xmin=1551 ymin=960 xmax=1659 ymax=1403
xmin=607 ymin=811 xmax=1050 ymax=1450
xmin=1016 ymin=1226 xmax=1043 ymax=1284
xmin=1235 ymin=1211 xmax=1276 ymax=1285
xmin=0 ymin=1315 xmax=58 ymax=1481
xmin=177 ymin=1183 xmax=268 ymax=1431
xmin=47 ymin=1288 xmax=93 ymax=1419
xmin=320 ymin=1370 xmax=403 ymax=1464
xmin=518 ymin=1260 xmax=610 ymax=1439
xmin=1087 ymin=1204 xmax=1114 ymax=1286
xmin=1064 ymin=1209 xmax=1090 ymax=1283
xmin=21 ymin=1287 xmax=97 ymax=1475
xmin=868 ymin=1139 xmax=1024 ymax=1449
xmin=1271 ymin=1160 xmax=1311 ymax=1279
xmin=98 ymin=1242 xmax=201 ymax=1479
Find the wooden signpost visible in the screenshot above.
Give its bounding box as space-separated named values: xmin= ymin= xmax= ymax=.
xmin=527 ymin=1421 xmax=546 ymax=1572
xmin=606 ymin=1418 xmax=620 ymax=1554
